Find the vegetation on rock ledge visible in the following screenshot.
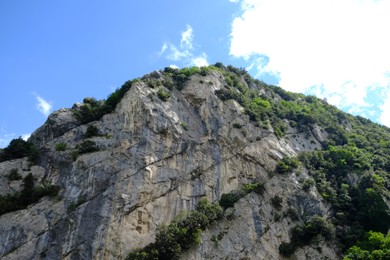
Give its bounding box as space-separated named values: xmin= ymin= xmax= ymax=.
xmin=127 ymin=199 xmax=222 ymax=260
xmin=0 ymin=173 xmax=60 ymax=216
xmin=204 ymin=63 xmax=390 ymax=256
xmin=1 ymin=63 xmax=389 ymax=259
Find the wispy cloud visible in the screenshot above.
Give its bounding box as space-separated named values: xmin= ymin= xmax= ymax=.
xmin=230 ymin=0 xmax=390 ymax=126
xmin=35 ymin=95 xmax=53 ymax=116
xmin=160 ymin=43 xmax=189 ymax=61
xmin=159 ymin=25 xmax=209 ymax=67
xmin=180 ymin=24 xmax=194 ymax=50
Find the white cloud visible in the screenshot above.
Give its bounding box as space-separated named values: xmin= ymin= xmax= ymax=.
xmin=35 ymin=95 xmax=52 ymax=116
xmin=379 ymin=89 xmax=390 ymax=127
xmin=166 ymin=43 xmax=189 ymax=61
xmin=159 ymin=25 xmax=209 ymax=67
xmin=169 ymin=64 xmax=179 ymax=69
xmin=192 ymin=53 xmax=209 ymax=67
xmin=180 ymin=24 xmax=194 ymax=50
xmin=158 ymin=43 xmax=168 ymax=56
xmin=230 ymin=0 xmax=390 ymax=126
xmin=21 ymin=133 xmax=31 ymax=141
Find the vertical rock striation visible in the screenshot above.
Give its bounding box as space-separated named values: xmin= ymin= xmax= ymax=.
xmin=0 ymin=68 xmax=339 ymax=259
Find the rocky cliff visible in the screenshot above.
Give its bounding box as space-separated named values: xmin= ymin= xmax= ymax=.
xmin=1 ymin=65 xmax=388 ymax=259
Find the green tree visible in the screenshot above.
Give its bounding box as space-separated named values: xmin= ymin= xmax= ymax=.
xmin=0 ymin=137 xmax=39 ymax=163
xmin=344 ymin=231 xmax=390 ymax=260
xmin=21 ymin=173 xmax=35 ymax=204
xmin=356 ymin=188 xmax=390 ymax=233
xmin=219 ymin=191 xmax=244 ymax=209
xmin=85 ymin=125 xmax=99 ymax=138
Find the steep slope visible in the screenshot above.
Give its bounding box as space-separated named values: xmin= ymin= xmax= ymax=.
xmin=0 ymin=64 xmax=389 ymax=259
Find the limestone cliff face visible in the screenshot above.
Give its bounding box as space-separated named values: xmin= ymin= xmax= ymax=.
xmin=0 ymin=70 xmax=337 ymax=259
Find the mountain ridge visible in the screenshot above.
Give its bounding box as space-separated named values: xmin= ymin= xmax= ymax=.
xmin=0 ymin=64 xmax=389 ymax=259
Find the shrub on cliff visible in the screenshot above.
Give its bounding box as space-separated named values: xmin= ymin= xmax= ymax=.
xmin=7 ymin=168 xmax=22 ymax=181
xmin=55 ymin=142 xmax=67 ymax=151
xmin=126 ymin=199 xmax=222 ymax=260
xmin=157 ymin=88 xmax=170 ymax=101
xmin=0 ymin=173 xmax=60 ymax=216
xmin=276 ymin=156 xmax=300 ymax=174
xmin=71 ymin=140 xmax=99 ymax=161
xmin=279 ymin=217 xmax=335 ymax=256
xmin=219 ymin=190 xmax=245 ymax=209
xmin=85 ymin=125 xmax=99 ymax=138
xmin=73 ymin=80 xmax=135 ymax=124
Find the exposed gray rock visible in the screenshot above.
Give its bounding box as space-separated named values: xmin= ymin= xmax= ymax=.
xmin=0 ymin=71 xmax=338 ymax=259
xmin=29 ymin=108 xmax=80 ymax=147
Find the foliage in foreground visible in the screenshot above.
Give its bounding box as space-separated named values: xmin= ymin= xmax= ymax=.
xmin=127 ymin=199 xmax=222 ymax=260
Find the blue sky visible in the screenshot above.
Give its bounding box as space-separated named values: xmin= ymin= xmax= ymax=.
xmin=1 ymin=0 xmax=390 ymax=147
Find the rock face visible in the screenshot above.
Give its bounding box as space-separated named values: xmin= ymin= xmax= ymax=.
xmin=0 ymin=70 xmax=338 ymax=259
